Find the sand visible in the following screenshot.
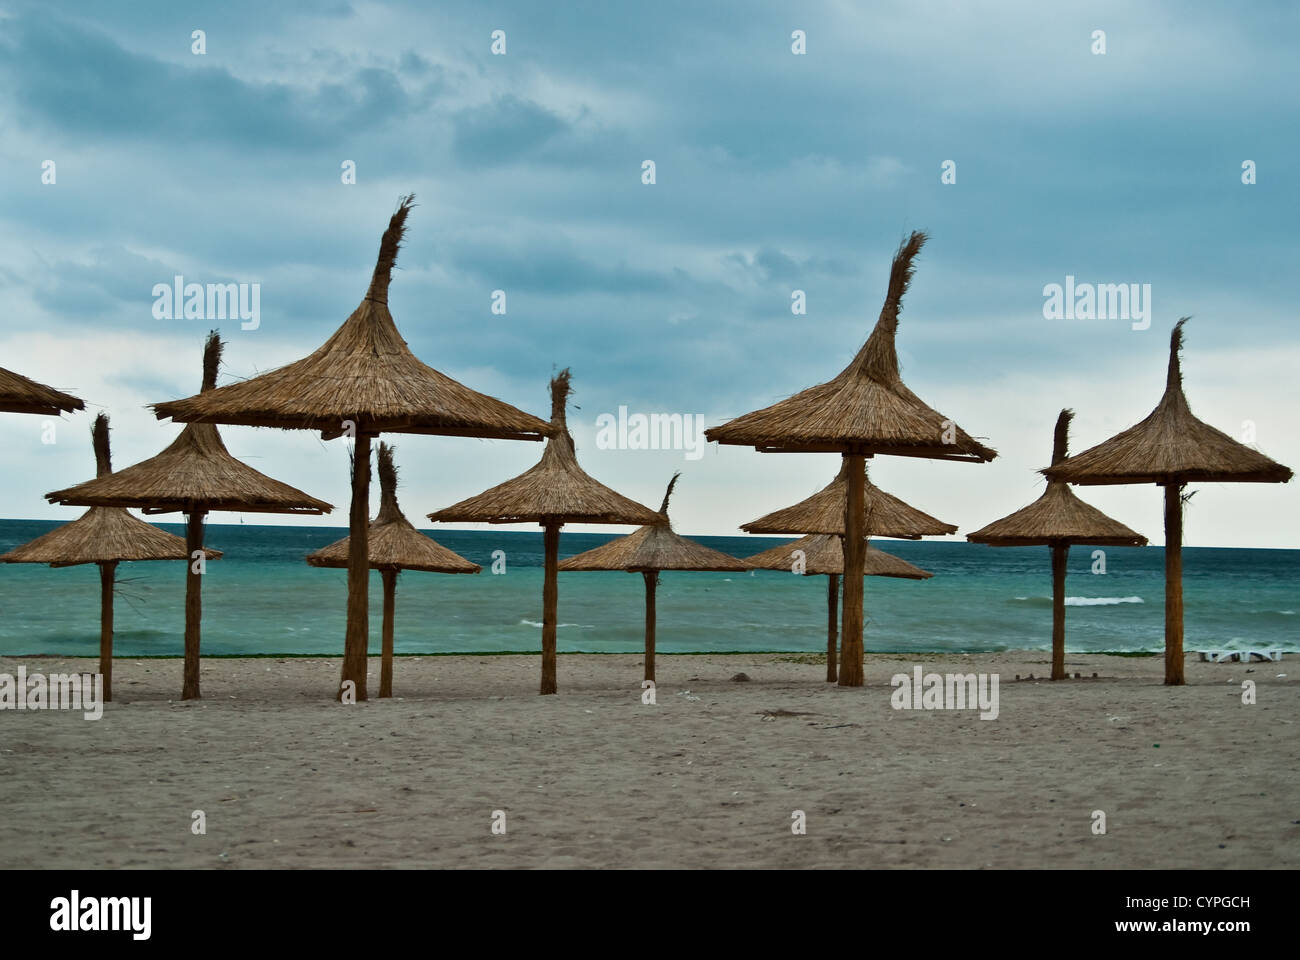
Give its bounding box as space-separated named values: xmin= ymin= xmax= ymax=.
xmin=1 ymin=651 xmax=1295 ymax=869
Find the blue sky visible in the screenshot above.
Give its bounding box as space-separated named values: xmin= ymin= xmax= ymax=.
xmin=1 ymin=0 xmax=1296 ymax=547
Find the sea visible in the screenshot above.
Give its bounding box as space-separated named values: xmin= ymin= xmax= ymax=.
xmin=0 ymin=519 xmax=1295 ymax=658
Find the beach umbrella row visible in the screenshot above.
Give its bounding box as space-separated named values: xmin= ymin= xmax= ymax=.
xmin=968 ymin=410 xmax=1147 ymax=680
xmin=707 ymin=232 xmax=995 ymax=686
xmin=1044 ymin=321 xmax=1292 ymax=684
xmin=307 ymin=442 xmax=480 ymax=698
xmin=0 ymin=414 xmax=221 ymax=700
xmin=3 ymin=201 xmax=1291 ymax=699
xmin=45 ymin=333 xmax=329 ymax=700
xmin=429 ymin=370 xmax=659 ymax=694
xmin=559 ymin=473 xmax=751 ymax=683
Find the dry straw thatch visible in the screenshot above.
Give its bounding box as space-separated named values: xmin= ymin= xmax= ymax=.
xmin=431 ymin=369 xmax=659 ymax=693
xmin=429 ymin=370 xmax=660 ymax=526
xmin=968 ymin=409 xmax=1146 ymax=679
xmin=1043 ymin=322 xmax=1291 ymax=486
xmin=2 ymin=414 xmax=220 ymax=700
xmin=746 ymin=534 xmax=932 ymax=682
xmin=745 ymin=534 xmax=933 ymax=579
xmin=742 ymin=461 xmax=955 ymax=537
xmin=307 ymin=442 xmax=479 ymax=697
xmin=969 ymin=411 xmax=1147 ymax=548
xmin=559 ymin=473 xmax=750 ymax=682
xmin=1043 ymin=320 xmax=1292 ymax=685
xmin=705 ymin=233 xmax=994 ymax=461
xmin=48 ymin=336 xmax=331 ymax=516
xmin=47 ymin=333 xmax=329 ymax=700
xmin=707 ymin=232 xmax=994 ymax=686
xmin=45 ymin=420 xmax=332 ymax=515
xmin=0 ymin=366 xmax=83 ymax=415
xmin=152 ymin=201 xmax=551 ymax=441
xmin=151 ymin=196 xmax=549 ymax=702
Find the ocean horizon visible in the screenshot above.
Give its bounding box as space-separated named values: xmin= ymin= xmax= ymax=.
xmin=1 ymin=518 xmax=1294 ymax=658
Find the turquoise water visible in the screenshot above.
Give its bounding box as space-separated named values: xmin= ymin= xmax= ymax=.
xmin=0 ymin=519 xmax=1295 ymax=657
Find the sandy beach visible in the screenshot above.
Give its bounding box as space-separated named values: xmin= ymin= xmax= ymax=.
xmin=2 ymin=651 xmax=1294 ymax=869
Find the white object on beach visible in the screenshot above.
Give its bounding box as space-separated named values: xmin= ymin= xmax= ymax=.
xmin=1200 ymin=650 xmax=1282 ymax=663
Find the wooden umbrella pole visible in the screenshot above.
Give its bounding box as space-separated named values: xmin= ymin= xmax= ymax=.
xmin=643 ymin=571 xmax=657 ymax=683
xmin=540 ymin=521 xmax=560 ymax=695
xmin=826 ymin=573 xmax=839 ymax=682
xmin=1050 ymin=541 xmax=1067 ymax=681
xmin=182 ymin=510 xmax=205 ymax=700
xmin=341 ymin=430 xmax=372 ymax=702
xmin=380 ymin=568 xmax=397 ymax=698
xmin=840 ymin=452 xmax=866 ymax=686
xmin=99 ymin=560 xmax=116 ymax=702
xmin=1164 ymin=482 xmax=1185 ymax=686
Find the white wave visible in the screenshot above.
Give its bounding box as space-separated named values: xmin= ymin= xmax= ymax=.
xmin=519 ymin=619 xmax=587 ymax=628
xmin=1065 ymin=596 xmax=1145 ymax=606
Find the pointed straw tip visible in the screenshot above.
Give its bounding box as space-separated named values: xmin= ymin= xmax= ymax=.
xmin=201 ymin=330 xmax=223 ymax=392
xmin=879 ymin=229 xmax=928 ymax=331
xmin=1168 ymin=317 xmax=1190 ymax=387
xmin=549 ymin=367 xmax=573 ymax=420
xmin=377 ymin=441 xmax=398 ymax=497
xmin=92 ymin=412 xmax=111 ymax=477
xmin=1051 ymin=408 xmax=1074 ymax=465
xmin=659 ymin=472 xmax=681 ymax=515
xmin=367 ymin=193 xmax=418 ymax=301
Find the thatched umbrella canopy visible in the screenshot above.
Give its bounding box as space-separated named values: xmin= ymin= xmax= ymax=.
xmin=747 ymin=533 xmax=933 ymax=578
xmin=743 ymin=461 xmax=955 ymax=538
xmin=430 ymin=369 xmax=659 ymax=694
xmin=1 ymin=414 xmax=221 ymax=700
xmin=307 ymin=442 xmax=479 ymax=697
xmin=47 ymin=333 xmax=329 ymax=700
xmin=558 ymin=474 xmax=751 ymax=683
xmin=747 ymin=534 xmax=931 ymax=680
xmin=151 ymin=196 xmax=550 ymax=701
xmin=0 ymin=366 xmax=83 ymax=415
xmin=743 ymin=461 xmax=952 ymax=680
xmin=707 ymin=231 xmax=994 ymax=686
xmin=1043 ymin=320 xmax=1292 ymax=684
xmin=968 ymin=410 xmax=1147 ymax=680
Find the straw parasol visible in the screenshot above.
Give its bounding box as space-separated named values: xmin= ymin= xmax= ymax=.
xmin=307 ymin=442 xmax=480 ymax=697
xmin=151 ymin=196 xmax=550 ymax=701
xmin=968 ymin=409 xmax=1147 ymax=680
xmin=558 ymin=473 xmax=751 ymax=683
xmin=1043 ymin=320 xmax=1292 ymax=684
xmin=0 ymin=366 xmax=83 ymax=415
xmin=1 ymin=414 xmax=221 ymax=700
xmin=429 ymin=369 xmax=659 ymax=694
xmin=47 ymin=333 xmax=329 ymax=699
xmin=707 ymin=231 xmax=995 ymax=685
xmin=742 ymin=461 xmax=956 ymax=538
xmin=747 ymin=534 xmax=932 ymax=578
xmin=743 ymin=461 xmax=953 ymax=680
xmin=748 ymin=534 xmax=931 ymax=678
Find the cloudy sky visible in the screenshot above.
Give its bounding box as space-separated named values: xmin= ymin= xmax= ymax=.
xmin=1 ymin=0 xmax=1296 ymax=547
